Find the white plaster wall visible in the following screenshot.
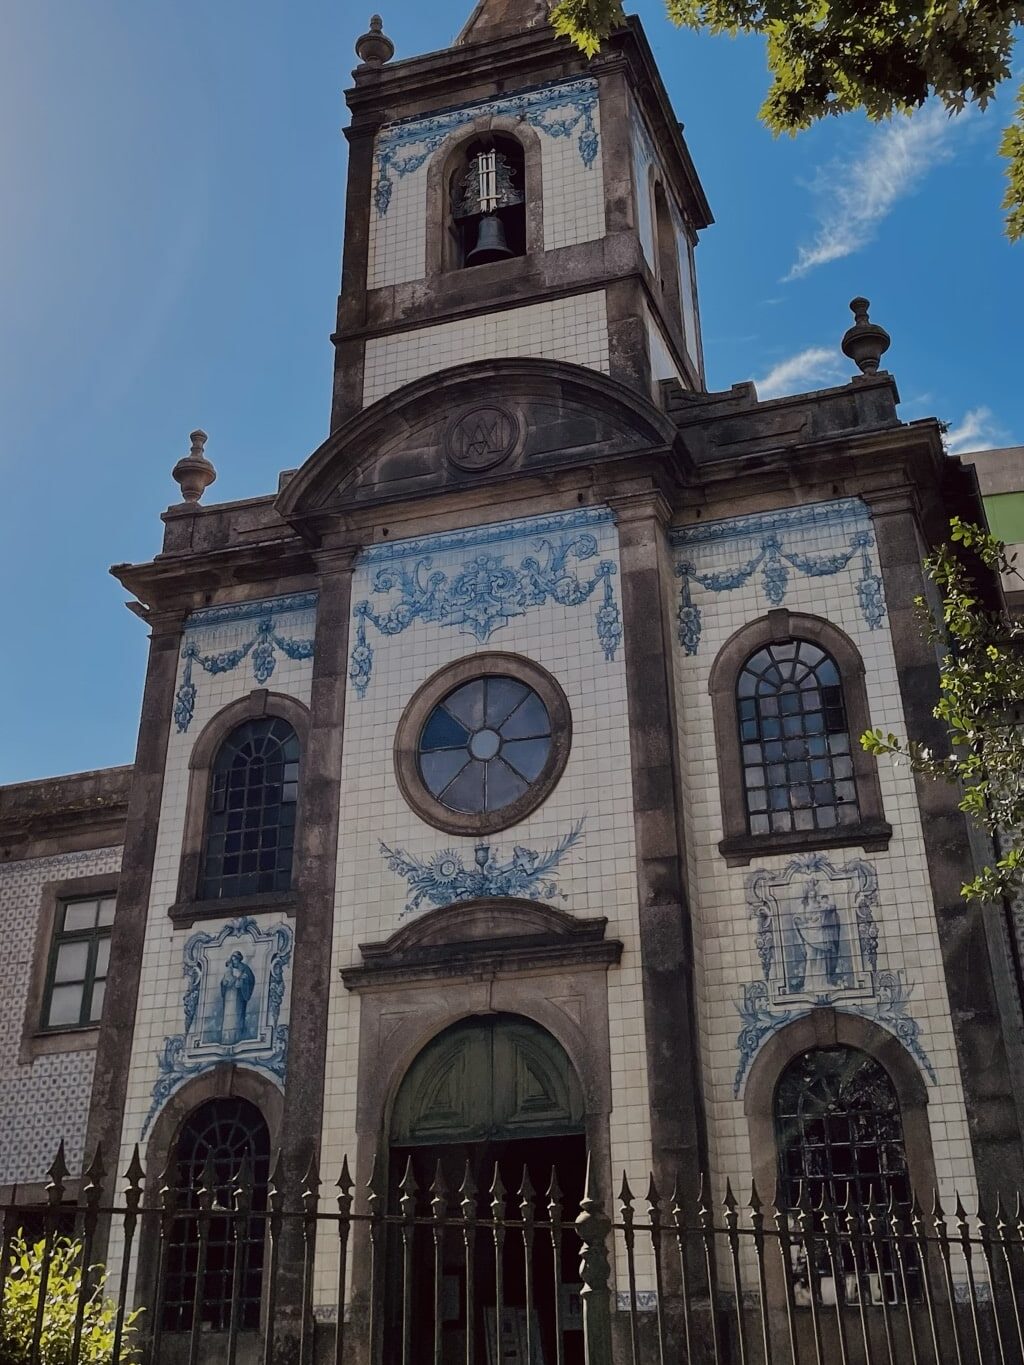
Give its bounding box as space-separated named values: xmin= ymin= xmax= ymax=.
xmin=670 ymin=499 xmax=978 ymax=1214
xmin=0 ymin=845 xmax=121 ymax=1184
xmin=644 ymin=302 xmax=685 ymax=393
xmin=368 ymin=78 xmax=605 ymax=289
xmin=362 ymin=291 xmax=610 ymax=405
xmin=319 ymin=505 xmax=651 ymax=1305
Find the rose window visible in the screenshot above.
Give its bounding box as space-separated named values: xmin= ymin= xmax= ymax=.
xmin=417 ymin=676 xmax=553 ymax=815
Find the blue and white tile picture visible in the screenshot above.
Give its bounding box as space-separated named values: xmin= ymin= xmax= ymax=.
xmin=373 ymin=78 xmax=599 ymax=216
xmin=173 ymin=592 xmax=317 ymax=732
xmin=733 ymin=855 xmax=935 ymax=1096
xmin=671 ymin=499 xmax=886 ymax=654
xmin=349 ymin=507 xmax=622 ymax=697
xmin=142 ymin=917 xmax=293 ymax=1136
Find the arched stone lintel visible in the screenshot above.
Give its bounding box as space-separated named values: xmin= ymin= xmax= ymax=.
xmin=361 ymin=897 xmax=609 ymax=956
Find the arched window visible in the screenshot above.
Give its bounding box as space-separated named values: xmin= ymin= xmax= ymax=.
xmin=162 ymin=1097 xmax=270 ymax=1334
xmin=652 ymin=180 xmax=682 ymax=330
xmin=450 ymin=134 xmax=526 ymax=268
xmin=200 ymin=717 xmax=299 ymax=900
xmin=737 ymin=638 xmax=859 ymax=836
xmin=775 ymin=1046 xmax=912 ymax=1304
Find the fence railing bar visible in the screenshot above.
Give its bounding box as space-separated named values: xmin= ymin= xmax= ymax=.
xmin=300 ymin=1151 xmax=321 ymax=1365
xmin=518 ymin=1166 xmax=537 ymax=1365
xmin=888 ymin=1196 xmax=920 ymax=1365
xmin=866 ymin=1199 xmax=895 ymax=1365
xmin=224 ymin=1150 xmax=252 ymax=1365
xmin=725 ymin=1179 xmax=751 ymax=1365
xmin=933 ymin=1194 xmax=968 ymax=1365
xmin=996 ymin=1196 xmax=1024 ymax=1364
xmin=975 ymin=1196 xmax=1009 ymax=1365
xmin=29 ymin=1142 xmax=68 ymax=1365
xmin=796 ymin=1185 xmax=826 ymax=1365
xmin=335 ymin=1155 xmax=354 ymax=1365
xmin=460 ymin=1160 xmax=478 ymax=1365
xmin=773 ymin=1193 xmax=802 ymax=1365
xmin=698 ymin=1175 xmax=725 ymax=1365
xmin=954 ymin=1194 xmax=986 ymax=1365
xmin=399 ymin=1156 xmax=417 ymax=1365
xmin=577 ymin=1154 xmax=612 ymax=1365
xmin=366 ymin=1153 xmax=384 ymax=1365
xmin=147 ymin=1161 xmax=176 ymax=1365
xmin=618 ymin=1173 xmax=642 ymax=1365
xmin=748 ymin=1180 xmax=774 ymax=1365
xmin=547 ymin=1167 xmax=565 ymax=1365
xmin=185 ymin=1149 xmax=214 ymax=1365
xmin=491 ymin=1163 xmax=507 ymax=1365
xmin=70 ymin=1143 xmax=104 ymax=1364
xmin=260 ymin=1150 xmax=285 ymax=1365
xmin=671 ymin=1175 xmax=698 ymax=1365
xmin=431 ymin=1160 xmax=447 ymax=1365
xmin=645 ymin=1175 xmax=668 ymax=1365
xmin=842 ymin=1199 xmax=874 ymax=1365
xmin=819 ymin=1191 xmax=851 ymax=1365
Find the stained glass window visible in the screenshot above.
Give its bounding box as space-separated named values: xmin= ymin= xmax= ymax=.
xmin=201 ymin=718 xmax=299 ymax=900
xmin=42 ymin=895 xmax=115 ymax=1030
xmin=775 ymin=1047 xmax=914 ymax=1305
xmin=736 ymin=639 xmax=860 ymax=835
xmin=162 ymin=1098 xmax=270 ymax=1333
xmin=418 ymin=675 xmax=553 ymax=814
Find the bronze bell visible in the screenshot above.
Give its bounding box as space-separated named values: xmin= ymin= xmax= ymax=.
xmin=466 ymin=213 xmax=513 ymax=266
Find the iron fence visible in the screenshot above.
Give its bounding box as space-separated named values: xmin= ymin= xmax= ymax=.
xmin=1 ymin=1144 xmax=1023 ymax=1365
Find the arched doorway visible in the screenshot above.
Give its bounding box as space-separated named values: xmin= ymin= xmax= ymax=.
xmin=387 ymin=1013 xmax=587 ymax=1365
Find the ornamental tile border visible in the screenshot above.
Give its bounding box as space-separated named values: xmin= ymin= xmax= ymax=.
xmin=670 ymin=499 xmax=886 ymax=654
xmin=350 ymin=510 xmax=622 ymax=697
xmin=173 ymin=592 xmax=318 ymax=733
xmin=0 ymin=846 xmax=123 ymax=881
xmin=733 ymin=854 xmax=936 ymax=1097
xmin=141 ymin=916 xmax=293 ymax=1137
xmin=380 ymin=817 xmax=585 ymax=919
xmin=373 ymin=77 xmax=599 ymax=216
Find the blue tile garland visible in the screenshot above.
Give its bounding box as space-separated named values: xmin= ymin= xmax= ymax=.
xmin=671 ymin=499 xmax=886 ymax=654
xmin=373 ymin=78 xmax=599 ymax=216
xmin=380 ymin=817 xmax=585 ymax=919
xmin=349 ymin=510 xmax=622 ymax=697
xmin=173 ymin=593 xmax=317 ymax=733
xmin=141 ymin=916 xmax=293 ymax=1136
xmin=733 ymin=854 xmax=935 ymax=1096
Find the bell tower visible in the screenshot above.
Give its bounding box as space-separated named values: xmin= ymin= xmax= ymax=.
xmin=331 ymin=5 xmax=712 ymax=427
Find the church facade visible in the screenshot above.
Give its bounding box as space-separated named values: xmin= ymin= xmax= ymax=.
xmin=2 ymin=2 xmax=1023 ymax=1359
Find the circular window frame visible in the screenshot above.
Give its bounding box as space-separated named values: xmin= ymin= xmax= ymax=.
xmin=394 ymin=653 xmax=572 ymax=836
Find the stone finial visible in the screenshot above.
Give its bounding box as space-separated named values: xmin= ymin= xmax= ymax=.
xmin=841 ymin=296 xmax=891 ymax=376
xmin=355 ymin=15 xmax=394 ymax=66
xmin=172 ymin=428 xmax=217 ymax=505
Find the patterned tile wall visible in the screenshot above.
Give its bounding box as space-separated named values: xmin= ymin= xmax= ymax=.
xmin=367 ymin=78 xmax=605 ymax=289
xmin=320 ymin=505 xmax=649 ymax=1304
xmin=669 ymin=498 xmax=978 ymax=1213
xmin=361 ymin=291 xmax=610 ymax=406
xmin=0 ymin=845 xmax=121 ymax=1185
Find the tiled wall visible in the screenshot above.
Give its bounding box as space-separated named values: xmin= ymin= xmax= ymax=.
xmin=644 ymin=302 xmax=684 ymax=392
xmin=320 ymin=505 xmax=650 ymax=1303
xmin=0 ymin=845 xmax=121 ymax=1185
xmin=368 ymin=78 xmax=605 ymax=290
xmin=362 ymin=291 xmax=610 ymax=405
xmin=670 ymin=498 xmax=977 ymax=1209
xmin=111 ymin=594 xmax=314 ymax=1207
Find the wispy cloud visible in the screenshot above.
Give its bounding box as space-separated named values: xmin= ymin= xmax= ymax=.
xmin=786 ymin=104 xmax=963 ymax=280
xmin=944 ymin=406 xmax=1002 ymax=454
xmin=754 ymin=346 xmax=845 ymax=399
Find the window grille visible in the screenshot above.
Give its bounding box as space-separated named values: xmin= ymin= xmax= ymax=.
xmin=736 ymin=639 xmax=859 ymax=835
xmin=162 ymin=1097 xmax=270 ymax=1334
xmin=42 ymin=895 xmax=115 ymax=1030
xmin=775 ymin=1046 xmax=915 ymax=1305
xmin=200 ymin=717 xmax=299 ymax=900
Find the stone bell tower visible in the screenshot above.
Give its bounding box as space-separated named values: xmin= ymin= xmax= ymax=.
xmin=331 ymin=4 xmax=712 ymax=427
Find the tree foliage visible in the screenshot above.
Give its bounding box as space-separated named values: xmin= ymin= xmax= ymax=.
xmin=549 ymin=0 xmax=1024 ymax=240
xmin=862 ymin=521 xmax=1024 ymax=905
xmin=0 ymin=1234 xmax=142 ymax=1364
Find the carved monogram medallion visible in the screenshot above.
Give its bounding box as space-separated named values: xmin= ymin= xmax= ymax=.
xmin=445 ymin=405 xmax=521 ymax=472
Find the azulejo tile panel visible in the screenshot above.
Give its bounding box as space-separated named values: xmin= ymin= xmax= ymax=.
xmin=349 ymin=508 xmax=622 ymax=697
xmin=173 ymin=593 xmax=318 ymax=732
xmin=373 ymin=78 xmax=600 ymax=217
xmin=671 ymin=499 xmax=886 ymax=654
xmin=141 ymin=916 xmax=293 ymax=1136
xmin=380 ymin=817 xmax=585 ymax=919
xmin=733 ymin=854 xmax=935 ymax=1096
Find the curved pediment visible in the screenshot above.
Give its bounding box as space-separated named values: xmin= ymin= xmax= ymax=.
xmin=276 ymin=358 xmax=684 ymax=529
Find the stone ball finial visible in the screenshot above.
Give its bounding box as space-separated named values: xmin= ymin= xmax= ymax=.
xmin=172 ymin=428 xmax=217 ymax=506
xmin=841 ymin=296 xmax=891 ymax=376
xmin=355 ymin=14 xmax=394 ymax=66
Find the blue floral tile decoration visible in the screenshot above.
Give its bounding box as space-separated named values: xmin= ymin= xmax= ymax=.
xmin=373 ymin=77 xmax=600 ymax=216
xmin=173 ymin=592 xmax=318 ymax=733
xmin=671 ymin=499 xmax=886 ymax=655
xmin=349 ymin=508 xmax=622 ymax=698
xmin=381 ymin=817 xmax=585 ymax=919
xmin=142 ymin=916 xmax=294 ymax=1136
xmin=733 ymin=853 xmax=936 ymax=1097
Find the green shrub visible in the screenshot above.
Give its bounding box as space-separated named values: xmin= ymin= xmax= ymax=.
xmin=0 ymin=1234 xmax=142 ymax=1364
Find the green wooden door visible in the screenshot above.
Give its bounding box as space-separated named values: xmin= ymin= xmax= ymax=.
xmin=390 ymin=1013 xmax=584 ymax=1145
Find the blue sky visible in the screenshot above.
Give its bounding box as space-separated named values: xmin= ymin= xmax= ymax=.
xmin=2 ymin=0 xmax=1021 ymax=783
